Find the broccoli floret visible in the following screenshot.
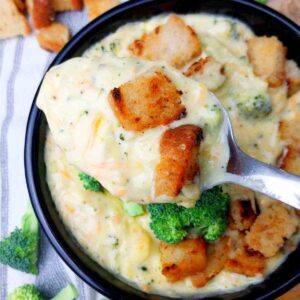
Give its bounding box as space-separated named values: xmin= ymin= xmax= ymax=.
xmin=78 ymin=172 xmax=104 ymax=192
xmin=147 ymin=186 xmax=230 ymax=244
xmin=237 ymin=94 xmax=272 ymax=119
xmin=8 ymin=285 xmax=44 ymax=300
xmin=147 ymin=203 xmax=187 ymax=244
xmin=187 ymin=186 xmax=230 ymax=241
xmin=0 ymin=204 xmax=39 ymax=274
xmin=8 ymin=284 xmax=78 ymax=300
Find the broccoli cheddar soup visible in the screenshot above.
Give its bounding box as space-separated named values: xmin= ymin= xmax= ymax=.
xmin=38 ymin=14 xmax=300 ymax=297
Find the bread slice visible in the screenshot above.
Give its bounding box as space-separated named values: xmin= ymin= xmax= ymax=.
xmin=0 ymin=0 xmax=31 ymax=39
xmin=129 ymin=15 xmax=201 ymax=69
xmin=84 ymin=0 xmax=120 ymax=21
xmin=109 ymin=69 xmax=185 ymax=131
xmin=155 ymin=125 xmax=202 ymax=197
xmin=36 ymin=22 xmax=70 ymax=52
xmin=32 ymin=0 xmax=54 ymax=29
xmin=52 ymin=0 xmax=83 ymax=12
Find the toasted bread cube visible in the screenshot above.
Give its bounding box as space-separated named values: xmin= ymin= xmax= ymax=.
xmin=278 ymin=146 xmax=300 ymax=176
xmin=280 ymin=91 xmax=300 ymax=152
xmin=109 ymin=70 xmax=185 ymax=131
xmin=85 ymin=0 xmax=120 ymax=21
xmin=226 ymin=234 xmax=265 ymax=276
xmin=160 ymin=237 xmax=207 ymax=283
xmin=246 ymin=203 xmax=299 ymax=257
xmin=32 ymin=0 xmax=54 ymax=29
xmin=247 ymin=36 xmax=286 ymax=87
xmin=37 ymin=22 xmax=70 ymax=52
xmin=184 ymin=56 xmax=226 ymax=91
xmin=286 ymin=60 xmax=300 ymax=97
xmin=52 ymin=0 xmax=83 ymax=11
xmin=155 ymin=125 xmax=202 ymax=198
xmin=129 ymin=15 xmax=201 ymax=69
xmin=0 ymin=0 xmax=31 ymax=39
xmin=229 ymin=200 xmax=257 ymax=231
xmin=26 ymin=0 xmax=33 ymax=14
xmin=191 ymin=236 xmax=230 ymax=288
xmin=13 ymin=0 xmax=26 ymax=13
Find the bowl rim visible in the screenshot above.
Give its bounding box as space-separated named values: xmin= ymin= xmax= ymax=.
xmin=24 ymin=0 xmax=300 ymax=299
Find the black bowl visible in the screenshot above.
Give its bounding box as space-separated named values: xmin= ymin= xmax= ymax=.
xmin=25 ymin=0 xmax=300 ymax=299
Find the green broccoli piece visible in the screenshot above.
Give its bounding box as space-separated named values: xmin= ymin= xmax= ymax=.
xmin=8 ymin=284 xmax=78 ymax=300
xmin=237 ymin=94 xmax=272 ymax=119
xmin=8 ymin=285 xmax=44 ymax=300
xmin=147 ymin=186 xmax=230 ymax=244
xmin=255 ymin=0 xmax=267 ymax=4
xmin=186 ymin=186 xmax=230 ymax=241
xmin=0 ymin=204 xmax=39 ymax=274
xmin=124 ymin=202 xmax=145 ymax=217
xmin=147 ymin=203 xmax=187 ymax=244
xmin=78 ymin=172 xmax=104 ymax=192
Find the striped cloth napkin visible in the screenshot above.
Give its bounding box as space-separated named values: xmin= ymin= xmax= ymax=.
xmin=0 ymin=8 xmax=112 ymax=300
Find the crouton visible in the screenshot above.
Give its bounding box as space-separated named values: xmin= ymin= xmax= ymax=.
xmin=85 ymin=0 xmax=120 ymax=21
xmin=246 ymin=203 xmax=299 ymax=257
xmin=191 ymin=236 xmax=231 ymax=288
xmin=13 ymin=0 xmax=26 ymax=13
xmin=279 ymin=91 xmax=300 ymax=152
xmin=129 ymin=15 xmax=201 ymax=69
xmin=37 ymin=22 xmax=70 ymax=52
xmin=109 ymin=69 xmax=185 ymax=131
xmin=184 ymin=56 xmax=226 ymax=90
xmin=286 ymin=60 xmax=300 ymax=97
xmin=160 ymin=237 xmax=207 ymax=282
xmin=278 ymin=146 xmax=300 ymax=176
xmin=52 ymin=0 xmax=83 ymax=11
xmin=0 ymin=0 xmax=31 ymax=39
xmin=229 ymin=200 xmax=257 ymax=231
xmin=32 ymin=0 xmax=54 ymax=29
xmin=26 ymin=0 xmax=33 ymax=14
xmin=155 ymin=125 xmax=202 ymax=198
xmin=247 ymin=36 xmax=286 ymax=87
xmin=226 ymin=234 xmax=265 ymax=276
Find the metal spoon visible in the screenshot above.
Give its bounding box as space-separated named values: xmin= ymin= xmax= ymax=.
xmin=207 ymin=93 xmax=300 ymax=209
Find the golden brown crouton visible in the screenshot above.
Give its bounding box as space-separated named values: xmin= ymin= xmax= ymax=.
xmin=109 ymin=70 xmax=185 ymax=131
xmin=278 ymin=146 xmax=300 ymax=176
xmin=247 ymin=36 xmax=286 ymax=87
xmin=286 ymin=60 xmax=300 ymax=97
xmin=246 ymin=203 xmax=299 ymax=257
xmin=52 ymin=0 xmax=83 ymax=11
xmin=0 ymin=0 xmax=31 ymax=39
xmin=32 ymin=0 xmax=54 ymax=29
xmin=36 ymin=22 xmax=70 ymax=52
xmin=129 ymin=15 xmax=201 ymax=69
xmin=155 ymin=125 xmax=202 ymax=198
xmin=229 ymin=200 xmax=257 ymax=231
xmin=191 ymin=236 xmax=231 ymax=288
xmin=13 ymin=0 xmax=26 ymax=13
xmin=184 ymin=56 xmax=226 ymax=90
xmin=226 ymin=234 xmax=265 ymax=276
xmin=85 ymin=0 xmax=120 ymax=21
xmin=26 ymin=0 xmax=33 ymax=14
xmin=279 ymin=91 xmax=300 ymax=152
xmin=160 ymin=238 xmax=207 ymax=282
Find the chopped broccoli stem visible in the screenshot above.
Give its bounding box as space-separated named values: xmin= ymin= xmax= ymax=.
xmin=124 ymin=202 xmax=145 ymax=217
xmin=51 ymin=284 xmax=78 ymax=300
xmin=8 ymin=284 xmax=78 ymax=300
xmin=147 ymin=186 xmax=230 ymax=244
xmin=237 ymin=94 xmax=272 ymax=119
xmin=78 ymin=172 xmax=104 ymax=192
xmin=0 ymin=204 xmax=39 ymax=274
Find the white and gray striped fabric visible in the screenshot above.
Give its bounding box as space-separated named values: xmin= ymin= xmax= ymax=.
xmin=0 ymin=7 xmax=127 ymax=300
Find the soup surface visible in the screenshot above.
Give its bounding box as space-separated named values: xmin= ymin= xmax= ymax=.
xmin=40 ymin=14 xmax=300 ymax=297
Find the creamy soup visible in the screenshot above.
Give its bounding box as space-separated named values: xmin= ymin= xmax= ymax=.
xmin=40 ymin=14 xmax=300 ymax=298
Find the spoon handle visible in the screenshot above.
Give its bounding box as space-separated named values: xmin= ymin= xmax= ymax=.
xmin=227 ymin=148 xmax=300 ymax=209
